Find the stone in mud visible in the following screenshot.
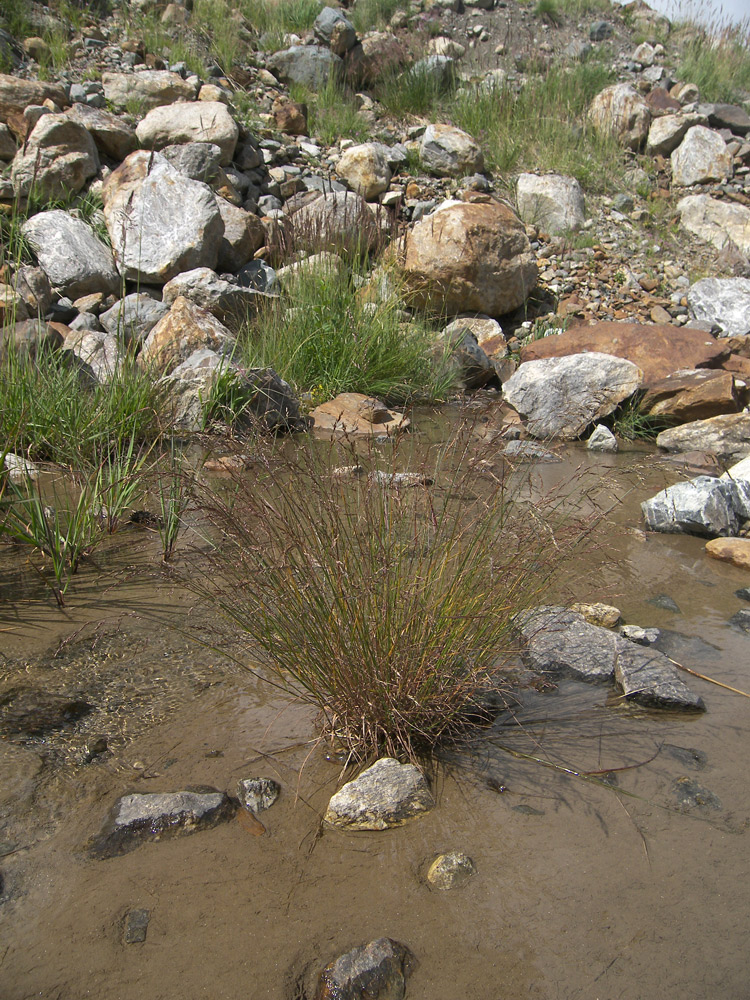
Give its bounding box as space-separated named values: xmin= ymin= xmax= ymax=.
xmin=426 ymin=851 xmax=476 ymax=890
xmin=315 ymin=938 xmax=416 ymax=1000
xmin=671 ymin=776 xmax=721 ymax=811
xmin=729 ymin=608 xmax=750 ymax=632
xmin=613 ymin=643 xmax=705 ymax=711
xmin=237 ymin=777 xmax=280 ymax=813
xmin=570 ymin=602 xmax=622 ymax=627
xmin=324 ymin=758 xmax=435 ymax=830
xmin=123 ymin=908 xmax=150 ymax=944
xmin=736 ymin=588 xmax=750 ymax=602
xmin=619 ymin=624 xmax=660 ymax=646
xmin=663 ymin=744 xmax=707 ymax=770
xmin=587 ymin=424 xmax=618 ymax=452
xmin=0 ymin=689 xmax=93 ymax=737
xmin=89 ymin=787 xmax=235 ymax=858
xmin=647 ymin=594 xmax=682 ymax=614
xmin=503 ymin=440 xmax=561 ymax=462
xmin=310 ymin=393 xmax=409 ymax=437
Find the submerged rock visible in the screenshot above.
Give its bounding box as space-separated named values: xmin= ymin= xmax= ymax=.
xmin=90 ymin=787 xmax=235 ymax=858
xmin=671 ymin=776 xmax=721 ymax=811
xmin=237 ymin=777 xmax=280 ymax=813
xmin=324 ymin=758 xmax=435 ymax=830
xmin=613 ymin=643 xmax=704 ymax=711
xmin=426 ymin=851 xmax=476 ymax=890
xmin=315 ymin=938 xmax=416 ymax=1000
xmin=0 ymin=689 xmax=93 ymax=737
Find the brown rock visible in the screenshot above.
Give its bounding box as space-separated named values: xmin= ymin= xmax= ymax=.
xmin=0 ymin=74 xmax=67 ymax=139
xmin=641 ymin=369 xmax=740 ymax=422
xmin=521 ymin=321 xmax=729 ymax=382
xmin=646 ymin=89 xmax=681 ymax=113
xmin=140 ymin=295 xmax=235 ymax=374
xmin=310 ymin=392 xmax=409 ymax=437
xmin=272 ymin=96 xmax=308 ymax=135
xmin=705 ymin=537 xmax=750 ymax=570
xmin=1 ymin=319 xmax=64 ymax=361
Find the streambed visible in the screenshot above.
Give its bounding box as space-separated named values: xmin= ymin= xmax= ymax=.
xmin=1 ymin=411 xmax=748 ymax=1000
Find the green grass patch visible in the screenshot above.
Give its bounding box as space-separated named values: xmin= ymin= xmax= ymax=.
xmin=292 ymin=77 xmax=371 ymax=145
xmin=374 ymin=59 xmax=458 ymax=119
xmin=351 ymin=0 xmax=410 ymax=33
xmin=676 ymin=28 xmax=750 ymax=104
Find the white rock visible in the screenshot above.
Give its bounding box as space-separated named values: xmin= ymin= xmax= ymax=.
xmin=324 ymin=758 xmax=435 ymax=830
xmin=589 ymin=83 xmax=651 ymax=150
xmin=22 ymin=210 xmax=119 ymax=298
xmin=587 ymin=424 xmax=618 ymax=452
xmin=335 ymin=142 xmax=391 ymax=201
xmin=419 ymin=123 xmax=483 ymax=177
xmin=687 ymin=277 xmax=750 ymax=338
xmin=516 ymin=174 xmax=585 ymax=234
xmin=677 ymin=195 xmax=750 ymax=256
xmin=136 ymin=101 xmax=238 ymax=166
xmin=671 ymin=125 xmax=732 ymax=186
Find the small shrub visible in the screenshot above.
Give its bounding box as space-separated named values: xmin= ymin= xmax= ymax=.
xmin=534 ymin=0 xmax=562 ymax=27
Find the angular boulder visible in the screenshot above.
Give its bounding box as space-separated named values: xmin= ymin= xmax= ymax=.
xmin=656 ymin=412 xmax=750 ymax=461
xmin=102 ymin=151 xmax=224 ymax=284
xmin=502 ymin=353 xmax=643 ymax=439
xmin=419 ymin=123 xmax=484 ymax=178
xmin=162 ymin=267 xmax=272 ymax=329
xmin=324 ymin=758 xmax=434 ymax=830
xmin=216 ymin=197 xmax=265 ymax=272
xmin=314 ymin=7 xmax=357 ymax=53
xmin=0 ymin=74 xmax=67 ymax=139
xmin=66 ymin=102 xmax=138 ymax=161
xmin=102 ymin=70 xmax=197 ymax=111
xmin=62 ymin=328 xmax=121 ymax=383
xmin=268 ymin=45 xmax=343 ymax=89
xmin=589 ymin=83 xmax=651 ymax=150
xmin=22 ymin=210 xmax=119 ymax=298
xmin=688 ymin=277 xmax=750 ymax=339
xmin=100 ymin=292 xmax=169 ymax=345
xmin=287 ymin=190 xmax=379 ymax=256
xmin=640 ymin=369 xmax=740 ymax=422
xmin=140 ymin=295 xmax=235 ymax=373
xmin=400 ymin=201 xmax=537 ymax=316
xmin=646 ymin=111 xmax=705 ymax=157
xmin=135 ymin=101 xmax=238 ymax=166
xmin=671 ymin=125 xmax=732 ymax=186
xmin=335 ymin=143 xmax=391 ymax=201
xmin=11 ymin=114 xmax=98 ymax=200
xmin=641 ymin=475 xmax=746 ymax=536
xmin=677 ymin=195 xmax=750 ymax=257
xmin=516 ymin=173 xmax=585 ymax=234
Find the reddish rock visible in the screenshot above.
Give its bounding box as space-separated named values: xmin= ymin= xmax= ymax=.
xmin=272 ymin=96 xmax=308 ymax=135
xmin=646 ymin=89 xmax=681 ymax=113
xmin=641 ymin=369 xmax=740 ymax=422
xmin=521 ymin=321 xmax=729 ymax=382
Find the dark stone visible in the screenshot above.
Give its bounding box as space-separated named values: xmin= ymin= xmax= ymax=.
xmin=0 ymin=689 xmax=93 ymax=737
xmin=729 ymin=608 xmax=750 ymax=632
xmin=735 ymin=587 xmax=750 ymax=602
xmin=315 ymin=938 xmax=416 ymax=1000
xmin=89 ymin=786 xmax=235 ymax=858
xmin=589 ymin=20 xmax=613 ymax=41
xmin=663 ymin=744 xmax=707 ymax=770
xmin=647 ymin=594 xmax=681 ymax=614
xmin=671 ymin=776 xmax=722 ymax=811
xmin=700 ymin=102 xmax=750 ymax=136
xmin=123 ymin=908 xmax=150 ymax=943
xmin=614 ymin=643 xmax=705 ymax=711
xmin=236 ymin=368 xmax=308 ymax=434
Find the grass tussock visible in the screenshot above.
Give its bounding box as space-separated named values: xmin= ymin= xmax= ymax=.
xmin=185 ymin=428 xmax=601 ymax=761
xmin=676 ymin=26 xmax=750 ymax=104
xmin=291 ymin=77 xmax=371 ymax=146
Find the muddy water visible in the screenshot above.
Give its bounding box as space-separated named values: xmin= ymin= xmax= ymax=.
xmin=1 ymin=412 xmax=749 ymax=1000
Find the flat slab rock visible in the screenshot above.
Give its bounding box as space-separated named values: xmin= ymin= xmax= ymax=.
xmin=515 ymin=606 xmax=704 ymax=710
xmin=89 ymin=787 xmax=235 ymax=857
xmin=324 ymin=758 xmax=435 ymax=830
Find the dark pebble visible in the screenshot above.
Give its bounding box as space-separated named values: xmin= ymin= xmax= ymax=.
xmin=512 ymin=804 xmax=545 ymax=816
xmin=123 ymin=908 xmax=150 ymax=944
xmin=729 ymin=609 xmax=750 ymax=632
xmin=735 ymin=587 xmax=750 ymax=602
xmin=647 ymin=594 xmax=681 ymax=614
xmin=663 ymin=744 xmax=707 ymax=771
xmin=672 ymin=776 xmax=721 ymax=812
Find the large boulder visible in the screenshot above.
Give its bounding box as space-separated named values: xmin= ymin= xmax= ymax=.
xmin=268 ymin=46 xmax=343 ymax=89
xmin=699 ymin=102 xmax=750 ymax=136
xmin=687 ymin=277 xmax=750 ymax=339
xmin=102 ymin=151 xmax=224 ymax=284
xmin=646 ymin=111 xmax=705 ymax=157
xmin=641 ymin=475 xmax=748 ymax=537
xmin=22 ymin=210 xmax=119 ymax=298
xmin=640 ymin=369 xmax=740 ymax=422
xmin=0 ymin=74 xmax=67 ymax=139
xmin=520 ymin=320 xmax=728 ymax=382
xmin=419 ymin=124 xmax=484 ymax=177
xmin=516 ymin=173 xmax=585 ymax=234
xmin=286 ymin=190 xmax=379 ymax=256
xmin=656 ymin=412 xmax=750 ymax=461
xmin=400 ymin=201 xmax=537 ymax=317
xmin=162 ymin=267 xmax=272 ymax=329
xmin=140 ymin=295 xmax=235 ymax=373
xmin=101 ymin=70 xmax=197 ymax=111
xmin=671 ymin=125 xmax=732 ymax=186
xmin=502 ymin=353 xmax=643 ymax=439
xmin=216 ymin=197 xmax=265 ymax=272
xmin=11 ymin=115 xmax=98 ymax=200
xmin=677 ymin=195 xmax=750 ymax=256
xmin=335 ymin=143 xmax=391 ymax=201
xmin=135 ymin=101 xmax=238 ymax=166
xmin=314 ymin=7 xmax=357 ymax=53
xmin=65 ymin=103 xmax=138 ymax=161
xmin=324 ymin=758 xmax=435 ymax=830
xmin=589 ymin=83 xmax=651 ymax=150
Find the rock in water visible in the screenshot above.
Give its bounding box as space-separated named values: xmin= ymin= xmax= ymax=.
xmin=426 ymin=851 xmax=476 ymax=890
xmin=315 ymin=938 xmax=415 ymax=1000
xmin=641 ymin=476 xmax=747 ymax=537
xmin=89 ymin=787 xmax=235 ymax=857
xmin=236 ymin=777 xmax=280 ymax=813
xmin=324 ymin=758 xmax=435 ymax=830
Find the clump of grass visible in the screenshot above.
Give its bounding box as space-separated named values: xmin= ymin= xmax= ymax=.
xmin=375 ymin=59 xmax=457 ymax=119
xmin=534 ymin=0 xmax=562 ymax=28
xmin=237 ymin=261 xmax=456 ymax=404
xmin=351 ymin=0 xmax=410 ymax=33
xmin=610 ymin=396 xmax=669 ymax=442
xmin=155 ymin=442 xmax=187 ymax=562
xmin=292 ymin=77 xmax=371 ymax=146
xmin=676 ymin=26 xmax=750 ymax=104
xmin=243 ymin=0 xmax=322 ymax=41
xmin=186 ymin=427 xmax=601 ymax=760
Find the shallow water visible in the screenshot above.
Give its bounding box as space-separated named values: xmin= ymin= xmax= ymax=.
xmin=1 ymin=409 xmax=748 ymax=1000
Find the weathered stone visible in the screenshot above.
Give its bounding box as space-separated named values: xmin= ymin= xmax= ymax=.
xmin=646 ymin=112 xmax=704 ymax=157
xmin=314 ymin=7 xmax=357 ymax=53
xmin=677 ymin=195 xmax=750 ymax=257
xmin=656 ymin=413 xmax=750 ymax=461
xmin=11 ymin=114 xmax=98 ymax=200
xmin=100 ymin=293 xmax=169 ymax=345
xmin=504 ymin=440 xmax=560 ymax=462
xmin=516 ymin=174 xmax=585 ymax=234
xmin=141 ymin=295 xmax=235 ymax=373
xmin=0 ymin=283 xmax=28 ymax=324
xmin=619 ymin=624 xmax=660 ymax=646
xmin=672 ymin=776 xmax=721 ymax=810
xmin=102 ymin=151 xmax=223 ymax=284
xmin=1 ymin=319 xmax=64 ymax=361
xmin=336 ymin=143 xmax=391 ymax=202
xmin=159 ymin=141 xmax=223 ymax=184
xmin=165 ymin=347 xmax=228 ymax=430
xmin=0 ymin=122 xmax=16 ymax=160
xmin=236 ymin=778 xmax=280 ymax=813
xmin=426 ymin=852 xmax=475 ymax=890
xmin=641 ymin=475 xmax=746 ymax=536
xmin=587 ymin=424 xmax=618 ymax=452
xmin=89 ymin=787 xmax=235 ymax=858
xmin=136 ymin=101 xmax=238 ymax=166
xmin=503 ymin=353 xmax=643 ymax=439
xmin=520 ymin=321 xmax=728 ymax=382
xmin=730 ymin=608 xmax=750 ymax=631
xmin=641 ymin=369 xmax=740 ymax=422
xmin=324 ymin=758 xmax=434 ymax=830
xmin=162 ymin=267 xmax=271 ymax=329
xmin=0 ymin=74 xmax=67 ymax=139
xmin=287 ymin=190 xmax=379 ymax=256
xmin=589 ymin=20 xmax=612 ymax=41
xmin=13 ymin=265 xmax=53 ymax=318
xmin=441 ymin=327 xmax=497 ymax=389
xmin=614 ymin=643 xmax=704 ymax=711
xmin=3 ymin=453 xmax=40 ymax=483
xmin=427 ymin=36 xmax=466 ymax=59
xmin=633 ymin=41 xmax=655 ymax=66
xmin=401 ymin=201 xmax=537 ymax=317
xmin=589 ymin=83 xmax=651 ymax=150
xmin=268 ymin=45 xmax=343 ymax=89
xmin=66 ymin=103 xmax=138 ymax=161
xmin=123 ymin=909 xmax=150 ymax=944
xmin=311 ymin=393 xmax=409 ymax=437
xmin=705 ymin=537 xmax=750 ymax=569
xmin=687 ymin=277 xmax=750 ymax=339
xmin=671 ymin=125 xmax=732 ymax=186
xmin=700 ymin=102 xmax=750 ymax=136
xmin=63 ymin=328 xmax=121 ymax=382
xmin=272 ymin=95 xmax=308 ymax=135
xmin=444 ymin=314 xmax=505 ymax=351
xmin=354 ymin=31 xmax=407 ymax=85
xmin=216 ymin=198 xmax=265 ymax=272
xmin=22 ymin=210 xmax=119 ymax=298
xmin=409 ymin=54 xmax=455 ymax=89
xmin=570 ymin=602 xmax=622 ymax=627
xmin=315 ymin=939 xmax=415 ymax=1000
xmin=102 ymin=70 xmax=197 ymax=111
xmin=419 ymin=124 xmax=483 ymax=178
xmin=235 ymin=260 xmax=278 ymax=293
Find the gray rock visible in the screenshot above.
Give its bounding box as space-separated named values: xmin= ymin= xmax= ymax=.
xmin=687 ymin=277 xmax=750 ymax=338
xmin=234 ymin=367 xmax=305 ymax=433
xmin=441 ymin=327 xmax=496 ymax=390
xmin=516 ymin=174 xmax=585 ymax=234
xmin=656 ymin=412 xmax=750 ymax=461
xmin=410 ymin=54 xmax=455 ymax=90
xmin=646 ymin=112 xmax=705 ymax=157
xmin=123 ymin=908 xmax=150 ymax=944
xmin=90 ymin=787 xmax=235 ymax=857
xmin=587 ymin=424 xmax=618 ymax=452
xmin=22 ymin=210 xmax=119 ymax=298
xmin=671 ymin=776 xmax=721 ymax=810
xmin=268 ymin=45 xmax=343 ymax=89
xmin=160 ymin=141 xmax=223 ymax=183
xmin=287 ymin=190 xmax=379 ymax=256
xmin=677 ymin=194 xmax=750 ymax=256
xmin=63 ymin=328 xmax=121 ymax=383
xmin=314 ymin=7 xmax=357 ymax=52
xmin=216 ymin=198 xmax=265 ymax=272
xmin=136 ymin=102 xmax=238 ymax=167
xmin=0 ymin=122 xmax=17 ymax=160
xmin=66 ymin=103 xmax=138 ymax=161
xmin=503 ymin=440 xmax=560 ymax=462
xmin=735 ymin=587 xmax=750 ymax=602
xmin=315 ymin=938 xmax=415 ymax=1000
xmin=234 ymin=260 xmax=278 ymax=293
xmin=618 ymin=624 xmax=660 ymax=646
xmin=700 ymin=102 xmax=750 ymax=136
xmin=419 ymin=124 xmax=483 ymax=178
xmin=100 ymin=293 xmax=169 ymax=345
xmin=102 ymin=151 xmax=224 ymax=285
xmin=564 ymin=39 xmax=592 ymax=60
xmin=641 ymin=475 xmax=744 ymax=537
xmin=648 ymin=594 xmax=682 ymax=614
xmin=663 ymin=744 xmax=707 ymax=769
xmin=426 ymin=851 xmax=475 ymax=890
xmin=102 ymin=70 xmax=197 ymax=111
xmin=671 ymin=125 xmax=732 ymax=186
xmin=502 ymin=353 xmax=643 ymax=439
xmin=589 ymin=83 xmax=650 ymax=150
xmin=589 ymin=20 xmax=612 ymax=41
xmin=324 ymin=758 xmax=435 ymax=830
xmin=236 ymin=777 xmax=280 ymax=813
xmin=729 ymin=608 xmax=750 ymax=632
xmin=162 ymin=267 xmax=273 ymax=330
xmin=615 ymin=644 xmax=704 ymax=710
xmin=11 ymin=114 xmax=99 ymax=201
xmin=166 ymin=347 xmax=230 ymax=430
xmin=0 ymin=319 xmax=64 ymax=362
